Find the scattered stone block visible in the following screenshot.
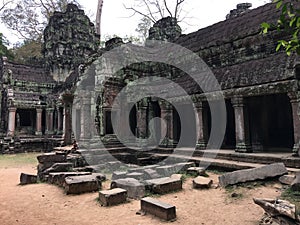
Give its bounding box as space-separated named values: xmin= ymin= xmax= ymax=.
xmin=141 ymin=197 xmax=176 ymax=221
xmin=126 ymin=172 xmax=144 ymax=180
xmin=171 ymin=174 xmax=183 ymax=180
xmin=112 ymin=171 xmax=127 ymax=181
xmin=48 ymin=172 xmax=91 ymax=186
xmin=187 ymin=167 xmax=206 ymax=176
xmin=279 ymin=175 xmax=295 ymax=185
xmin=218 ymin=163 xmax=288 ymax=187
xmin=20 ymin=173 xmax=37 ymax=185
xmin=99 ymin=188 xmax=127 ymax=206
xmin=64 ymin=175 xmax=101 ymax=194
xmin=143 ymin=169 xmax=161 ymax=180
xmin=193 ymin=176 xmax=213 ymax=189
xmin=156 ymin=165 xmax=177 ymax=177
xmin=111 ymin=178 xmax=145 ymax=199
xmin=37 ymin=153 xmax=66 ymax=163
xmin=146 ymin=177 xmax=182 ymax=194
xmin=44 ymin=163 xmax=73 ymax=174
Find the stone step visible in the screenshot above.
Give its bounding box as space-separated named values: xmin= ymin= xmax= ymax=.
xmin=141 ymin=197 xmax=176 ymax=221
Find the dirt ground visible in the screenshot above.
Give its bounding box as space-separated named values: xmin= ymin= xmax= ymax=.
xmin=0 ymin=157 xmax=282 ymax=225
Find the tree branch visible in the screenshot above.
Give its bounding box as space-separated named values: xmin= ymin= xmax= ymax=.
xmin=163 ymin=0 xmax=173 ymax=17
xmin=124 ymin=4 xmax=157 ymax=23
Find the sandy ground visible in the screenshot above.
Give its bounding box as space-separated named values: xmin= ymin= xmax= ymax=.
xmin=0 ymin=164 xmax=281 ymax=225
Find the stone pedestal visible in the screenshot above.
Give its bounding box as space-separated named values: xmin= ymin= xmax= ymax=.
xmin=7 ymin=107 xmax=17 ymax=136
xmin=35 ymin=108 xmax=43 ymax=136
xmin=288 ymin=92 xmax=300 ymax=156
xmin=231 ymin=97 xmax=251 ymax=152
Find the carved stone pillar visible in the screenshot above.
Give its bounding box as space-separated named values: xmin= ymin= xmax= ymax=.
xmin=57 ymin=107 xmax=63 ymax=135
xmin=160 ymin=101 xmax=173 ymax=147
xmin=195 ymin=101 xmax=207 ymax=150
xmin=45 ymin=108 xmax=54 ymax=135
xmin=288 ymin=92 xmax=300 ymax=156
xmin=136 ymin=100 xmax=148 ymax=139
xmin=7 ymin=107 xmax=17 ymax=136
xmin=231 ymin=97 xmax=251 ymax=152
xmin=80 ymin=96 xmax=92 ymax=140
xmin=62 ymin=95 xmax=74 ymax=145
xmin=35 ymin=108 xmax=43 ymax=136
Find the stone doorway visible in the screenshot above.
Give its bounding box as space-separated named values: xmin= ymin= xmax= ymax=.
xmin=129 ymin=105 xmax=137 ymax=136
xmin=16 ymin=109 xmax=35 ymax=135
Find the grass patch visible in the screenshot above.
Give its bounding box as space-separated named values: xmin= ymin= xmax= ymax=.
xmin=0 ymin=153 xmax=39 ymax=168
xmin=281 ymin=187 xmax=300 ymax=212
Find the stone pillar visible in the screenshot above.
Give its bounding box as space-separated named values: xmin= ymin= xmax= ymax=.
xmin=35 ymin=108 xmax=43 ymax=136
xmin=57 ymin=107 xmax=63 ymax=135
xmin=136 ymin=100 xmax=148 ymax=138
xmin=45 ymin=108 xmax=54 ymax=135
xmin=80 ymin=96 xmax=92 ymax=140
xmin=231 ymin=97 xmax=251 ymax=152
xmin=7 ymin=107 xmax=17 ymax=136
xmin=195 ymin=102 xmax=207 ymax=150
xmin=288 ymin=92 xmax=300 ymax=156
xmin=62 ymin=95 xmax=74 ymax=145
xmin=160 ymin=102 xmax=173 ymax=147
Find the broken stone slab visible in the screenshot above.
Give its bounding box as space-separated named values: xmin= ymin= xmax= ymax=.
xmin=64 ymin=175 xmax=101 ymax=195
xmin=37 ymin=153 xmax=66 ymax=163
xmin=48 ymin=172 xmax=91 ymax=186
xmin=99 ymin=188 xmax=127 ymax=206
xmin=279 ymin=175 xmax=296 ymax=185
xmin=218 ymin=163 xmax=288 ymax=187
xmin=112 ymin=171 xmax=127 ymax=181
xmin=145 ymin=177 xmax=182 ymax=194
xmin=143 ymin=169 xmax=161 ymax=180
xmin=44 ymin=163 xmax=73 ymax=174
xmin=253 ymin=198 xmax=299 ymax=222
xmin=111 ymin=178 xmax=145 ymax=199
xmin=187 ymin=167 xmax=206 ymax=176
xmin=126 ymin=172 xmax=144 ymax=180
xmin=193 ymin=176 xmax=213 ymax=189
xmin=141 ymin=197 xmax=176 ymax=221
xmin=20 ymin=173 xmax=37 ymax=185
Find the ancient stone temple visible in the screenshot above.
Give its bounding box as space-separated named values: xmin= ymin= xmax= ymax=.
xmin=1 ymin=1 xmax=300 ymax=159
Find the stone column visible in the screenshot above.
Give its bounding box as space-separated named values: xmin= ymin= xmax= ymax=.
xmin=231 ymin=97 xmax=251 ymax=152
xmin=57 ymin=107 xmax=63 ymax=135
xmin=288 ymin=92 xmax=300 ymax=156
xmin=62 ymin=95 xmax=74 ymax=145
xmin=136 ymin=100 xmax=148 ymax=139
xmin=45 ymin=108 xmax=54 ymax=135
xmin=195 ymin=102 xmax=207 ymax=150
xmin=7 ymin=107 xmax=17 ymax=136
xmin=160 ymin=102 xmax=173 ymax=147
xmin=80 ymin=96 xmax=92 ymax=140
xmin=35 ymin=108 xmax=43 ymax=136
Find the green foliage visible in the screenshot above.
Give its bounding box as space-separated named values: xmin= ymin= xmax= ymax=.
xmin=12 ymin=40 xmax=43 ymax=64
xmin=0 ymin=33 xmax=14 ymax=60
xmin=262 ymin=0 xmax=300 ymax=55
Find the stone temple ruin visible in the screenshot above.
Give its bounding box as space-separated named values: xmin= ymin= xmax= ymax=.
xmin=0 ymin=4 xmax=300 ymax=167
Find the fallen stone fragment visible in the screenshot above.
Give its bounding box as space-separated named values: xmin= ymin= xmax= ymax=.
xmin=218 ymin=163 xmax=288 ymax=187
xmin=64 ymin=175 xmax=101 ymax=194
xmin=174 ymin=162 xmax=195 ymax=172
xmin=126 ymin=172 xmax=144 ymax=180
xmin=48 ymin=172 xmax=91 ymax=186
xmin=145 ymin=177 xmax=182 ymax=194
xmin=37 ymin=153 xmax=66 ymax=163
xmin=44 ymin=163 xmax=73 ymax=174
xmin=279 ymin=175 xmax=295 ymax=185
xmin=111 ymin=178 xmax=145 ymax=199
xmin=20 ymin=173 xmax=37 ymax=185
xmin=171 ymin=174 xmax=183 ymax=180
xmin=193 ymin=176 xmax=213 ymax=189
xmin=141 ymin=197 xmax=176 ymax=221
xmin=187 ymin=167 xmax=206 ymax=176
xmin=291 ymin=173 xmax=300 ymax=192
xmin=143 ymin=169 xmax=161 ymax=180
xmin=253 ymin=198 xmax=299 ymax=223
xmin=99 ymin=188 xmax=127 ymax=206
xmin=112 ymin=171 xmax=127 ymax=181
xmin=156 ymin=165 xmax=177 ymax=177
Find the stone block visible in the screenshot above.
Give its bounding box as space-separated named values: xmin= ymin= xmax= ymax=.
xmin=193 ymin=176 xmax=213 ymax=189
xmin=64 ymin=175 xmax=101 ymax=194
xmin=48 ymin=172 xmax=91 ymax=186
xmin=141 ymin=197 xmax=176 ymax=221
xmin=112 ymin=171 xmax=127 ymax=181
xmin=279 ymin=175 xmax=296 ymax=185
xmin=111 ymin=178 xmax=145 ymax=199
xmin=99 ymin=188 xmax=127 ymax=206
xmin=20 ymin=173 xmax=37 ymax=185
xmin=218 ymin=163 xmax=288 ymax=187
xmin=37 ymin=153 xmax=66 ymax=163
xmin=143 ymin=169 xmax=161 ymax=180
xmin=126 ymin=172 xmax=144 ymax=180
xmin=156 ymin=165 xmax=177 ymax=177
xmin=187 ymin=167 xmax=206 ymax=176
xmin=146 ymin=177 xmax=182 ymax=194
xmin=44 ymin=163 xmax=73 ymax=174
xmin=174 ymin=162 xmax=195 ymax=172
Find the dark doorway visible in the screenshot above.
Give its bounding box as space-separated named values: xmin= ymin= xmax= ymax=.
xmin=105 ymin=110 xmax=114 ymax=135
xmin=222 ymin=100 xmax=236 ymax=149
xmin=42 ymin=109 xmax=46 ymax=134
xmin=173 ymin=107 xmax=181 ymax=144
xmin=247 ymin=94 xmax=294 ymax=152
xmin=129 ymin=105 xmax=137 ymax=136
xmin=16 ymin=109 xmax=35 ymax=135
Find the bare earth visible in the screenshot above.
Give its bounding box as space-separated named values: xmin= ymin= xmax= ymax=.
xmin=0 ymin=163 xmax=281 ymax=225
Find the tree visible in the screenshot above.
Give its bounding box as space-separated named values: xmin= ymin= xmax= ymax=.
xmin=12 ymin=40 xmax=43 ymax=65
xmin=135 ymin=16 xmax=152 ymax=41
xmin=262 ymin=0 xmax=300 ymax=55
xmin=0 ymin=0 xmax=81 ymax=41
xmin=125 ymin=0 xmax=187 ymax=23
xmin=0 ymin=33 xmax=14 ymax=60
